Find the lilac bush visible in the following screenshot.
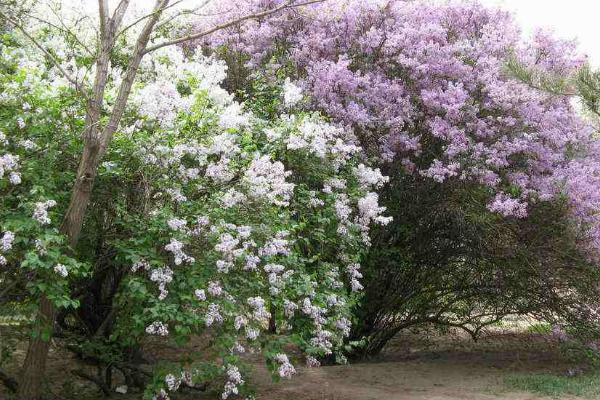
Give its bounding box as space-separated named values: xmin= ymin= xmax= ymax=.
xmin=199 ymin=0 xmax=600 ymax=259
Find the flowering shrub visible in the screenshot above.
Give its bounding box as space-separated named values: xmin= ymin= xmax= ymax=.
xmin=195 ymin=0 xmax=600 ymax=361
xmin=0 ymin=5 xmax=390 ymax=396
xmin=0 ymin=32 xmax=89 ymax=312
xmin=108 ymin=47 xmax=391 ymax=397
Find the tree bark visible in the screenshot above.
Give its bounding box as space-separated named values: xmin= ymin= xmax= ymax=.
xmin=60 ymin=142 xmax=102 ymax=246
xmin=17 ymin=295 xmax=55 ymax=400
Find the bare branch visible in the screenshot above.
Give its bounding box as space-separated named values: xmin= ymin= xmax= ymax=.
xmin=116 ymin=0 xmax=186 ymax=40
xmin=143 ymin=0 xmax=324 ymax=54
xmin=153 ymin=0 xmax=212 ymax=32
xmin=112 ymin=0 xmax=128 ymax=20
xmin=110 ymin=0 xmax=131 ymax=33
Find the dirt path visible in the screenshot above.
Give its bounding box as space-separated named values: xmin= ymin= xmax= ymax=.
xmin=250 ymin=330 xmax=579 ymax=400
xmin=252 ymin=360 xmax=540 ymax=400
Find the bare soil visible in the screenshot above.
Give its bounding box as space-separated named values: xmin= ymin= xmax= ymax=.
xmin=249 ymin=328 xmax=577 ymax=400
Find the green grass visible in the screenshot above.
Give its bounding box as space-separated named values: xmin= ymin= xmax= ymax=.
xmin=505 ymin=372 xmax=600 ymax=398
xmin=526 ymin=322 xmax=552 ymax=334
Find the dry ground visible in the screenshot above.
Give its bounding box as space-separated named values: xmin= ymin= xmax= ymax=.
xmin=1 ymin=322 xmax=593 ymax=400
xmin=249 ymin=327 xmax=579 ymax=400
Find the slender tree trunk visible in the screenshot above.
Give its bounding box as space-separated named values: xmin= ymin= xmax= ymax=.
xmin=16 ymin=3 xmax=167 ymax=397
xmin=17 ymin=295 xmax=55 ymax=400
xmin=16 ymin=69 xmax=104 ymax=400
xmin=61 ymin=143 xmax=102 ymax=246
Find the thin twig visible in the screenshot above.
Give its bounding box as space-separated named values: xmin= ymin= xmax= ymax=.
xmin=116 ymin=0 xmax=186 ymax=40
xmin=143 ymin=0 xmax=324 ymax=54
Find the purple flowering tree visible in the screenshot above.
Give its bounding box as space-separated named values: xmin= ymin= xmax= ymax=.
xmin=198 ymin=0 xmax=600 ymax=357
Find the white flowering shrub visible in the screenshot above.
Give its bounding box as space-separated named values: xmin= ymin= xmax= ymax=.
xmin=0 ymin=17 xmax=390 ymax=398
xmin=108 ymin=50 xmax=391 ymax=398
xmin=0 ymin=33 xmax=90 ymax=315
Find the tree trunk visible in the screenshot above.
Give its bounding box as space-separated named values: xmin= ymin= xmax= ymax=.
xmin=60 ymin=143 xmax=102 ymax=246
xmin=17 ymin=295 xmax=55 ymax=400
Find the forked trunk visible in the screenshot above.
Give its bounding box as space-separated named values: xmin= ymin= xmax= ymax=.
xmin=16 ymin=2 xmax=167 ymax=395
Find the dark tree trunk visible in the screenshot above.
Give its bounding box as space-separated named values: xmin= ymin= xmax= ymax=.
xmin=17 ymin=295 xmax=55 ymax=400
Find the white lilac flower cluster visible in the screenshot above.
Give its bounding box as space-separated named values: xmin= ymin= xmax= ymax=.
xmin=54 ymin=263 xmax=68 ymax=278
xmin=222 ymin=365 xmax=244 ymax=399
xmin=0 ymin=231 xmax=15 ymax=266
xmin=282 ymin=78 xmax=303 ymax=107
xmin=247 ymin=296 xmax=270 ymax=321
xmin=205 ymin=303 xmax=223 ymax=327
xmin=0 ymin=130 xmax=24 ymax=186
xmin=146 ymin=321 xmax=169 ymax=336
xmin=149 ymin=267 xmax=174 ymax=300
xmin=274 ymin=353 xmax=296 ymax=378
xmin=347 ymin=263 xmax=364 ymax=292
xmin=354 ymin=164 xmax=389 ymax=190
xmin=356 ymin=192 xmax=393 ymax=243
xmin=286 ymin=116 xmax=361 ymax=166
xmin=164 ymin=238 xmax=195 ymax=265
xmin=0 ymin=153 xmax=21 ymax=185
xmin=1 ymin=231 xmax=15 ymax=253
xmin=154 ymin=369 xmax=194 ymax=399
xmin=243 ymin=155 xmax=294 ymax=206
xmin=32 ymin=200 xmax=57 ymax=225
xmin=301 ymin=297 xmax=338 ymax=355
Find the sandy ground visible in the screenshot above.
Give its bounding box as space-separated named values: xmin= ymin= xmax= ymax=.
xmin=249 ymin=329 xmax=574 ymax=400
xmin=1 ymin=325 xmax=587 ymax=399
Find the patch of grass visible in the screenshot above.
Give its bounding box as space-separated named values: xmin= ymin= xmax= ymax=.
xmin=526 ymin=322 xmax=552 ymax=334
xmin=505 ymin=372 xmax=600 ymax=398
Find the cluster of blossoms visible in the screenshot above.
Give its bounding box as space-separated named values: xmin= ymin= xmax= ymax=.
xmin=53 ymin=263 xmax=68 ymax=278
xmin=0 ymin=128 xmax=28 ymax=188
xmin=0 ymin=231 xmax=15 ymax=266
xmin=282 ymin=78 xmax=303 ymax=107
xmin=0 ymin=3 xmax=389 ymax=399
xmin=198 ymin=0 xmax=600 ymax=257
xmin=32 ymin=200 xmax=57 ymax=226
xmin=222 ymin=365 xmax=244 ymax=399
xmin=0 ymin=153 xmax=20 ymax=185
xmin=274 ymin=353 xmax=296 ymax=378
xmin=243 ymin=155 xmax=294 ymax=206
